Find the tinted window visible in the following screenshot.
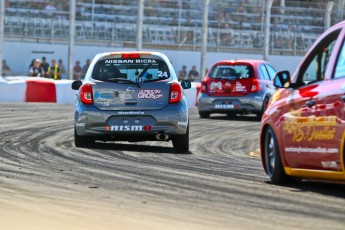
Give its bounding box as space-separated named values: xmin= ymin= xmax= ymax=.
xmin=334 ymin=39 xmax=345 ymax=79
xmin=92 ymin=58 xmax=170 ymax=82
xmin=265 ymin=64 xmax=277 ymax=80
xmin=259 ymin=64 xmax=270 ymax=80
xmin=208 ymin=64 xmax=253 ymax=80
xmin=298 ymin=30 xmax=339 ymax=86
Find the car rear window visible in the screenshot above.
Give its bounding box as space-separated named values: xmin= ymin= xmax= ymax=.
xmin=92 ymin=58 xmax=170 ymax=83
xmin=208 ymin=64 xmax=253 ymax=80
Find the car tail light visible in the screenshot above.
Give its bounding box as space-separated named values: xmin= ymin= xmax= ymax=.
xmin=251 ymin=79 xmax=259 ymax=93
xmin=170 ymin=83 xmax=182 ymax=104
xmin=201 ymin=81 xmax=207 ymax=93
xmin=80 ymin=84 xmax=93 ymax=104
xmin=122 ymin=53 xmax=140 ymax=59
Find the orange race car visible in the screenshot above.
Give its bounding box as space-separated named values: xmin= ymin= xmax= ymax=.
xmin=260 ymin=21 xmax=345 ymax=184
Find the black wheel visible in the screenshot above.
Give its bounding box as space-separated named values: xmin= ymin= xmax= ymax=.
xmin=256 ymin=97 xmax=269 ymax=120
xmin=263 ymin=126 xmax=293 ymax=184
xmin=74 ymin=128 xmax=94 ymax=148
xmin=199 ymin=111 xmax=210 ymax=118
xmin=172 ymin=125 xmax=189 ymax=153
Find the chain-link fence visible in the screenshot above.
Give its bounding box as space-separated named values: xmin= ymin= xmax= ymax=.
xmin=3 ymin=0 xmax=344 ymax=55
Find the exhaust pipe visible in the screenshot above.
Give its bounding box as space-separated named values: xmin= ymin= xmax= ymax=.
xmin=156 ymin=132 xmax=169 ymax=141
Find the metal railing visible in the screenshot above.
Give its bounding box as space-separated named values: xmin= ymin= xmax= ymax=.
xmin=2 ymin=0 xmax=342 ymax=55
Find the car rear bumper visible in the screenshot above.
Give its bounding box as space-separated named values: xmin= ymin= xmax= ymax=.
xmin=75 ymin=100 xmax=188 ymax=137
xmin=198 ymin=92 xmax=264 ymax=114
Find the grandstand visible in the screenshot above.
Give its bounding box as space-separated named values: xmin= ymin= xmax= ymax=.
xmin=3 ymin=0 xmax=344 ymax=55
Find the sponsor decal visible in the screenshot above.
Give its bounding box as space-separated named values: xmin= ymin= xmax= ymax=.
xmin=77 ymin=114 xmax=87 ymax=121
xmin=94 ymin=92 xmax=113 ymax=99
xmin=104 ymin=59 xmax=157 ymax=64
xmin=215 ymin=104 xmax=238 ymax=109
xmin=96 ymin=99 xmax=110 ymax=106
xmin=158 ymin=71 xmax=168 ymax=78
xmin=117 ymin=111 xmax=145 ymax=115
xmin=138 ymin=89 xmax=163 ymax=99
xmin=235 ymin=82 xmax=246 ymax=92
xmin=126 ymin=87 xmax=135 ymax=92
xmin=106 ymin=125 xmax=152 ymax=131
xmin=321 ymin=161 xmax=338 ymax=168
xmin=283 ymin=116 xmax=337 ymax=143
xmin=210 ymin=82 xmax=222 ymax=91
xmin=177 ymin=121 xmax=188 ymax=126
xmin=285 ymin=147 xmax=339 ymax=154
xmin=76 ymin=123 xmax=85 ymax=127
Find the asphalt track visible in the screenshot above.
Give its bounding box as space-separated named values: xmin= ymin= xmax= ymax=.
xmin=0 ymin=103 xmax=345 ymax=230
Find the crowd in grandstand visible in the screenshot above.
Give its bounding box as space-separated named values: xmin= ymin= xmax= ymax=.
xmin=3 ymin=0 xmax=339 ymax=53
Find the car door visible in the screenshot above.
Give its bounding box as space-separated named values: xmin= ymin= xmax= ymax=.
xmin=260 ymin=63 xmax=276 ymax=97
xmin=320 ymin=34 xmax=345 ymax=170
xmin=282 ymin=28 xmax=343 ymax=171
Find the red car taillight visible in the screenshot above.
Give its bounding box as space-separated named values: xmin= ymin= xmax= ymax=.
xmin=122 ymin=53 xmax=140 ymax=59
xmin=169 ymin=83 xmax=182 ymax=104
xmin=251 ymin=79 xmax=259 ymax=93
xmin=201 ymin=81 xmax=207 ymax=93
xmin=80 ymin=84 xmax=93 ymax=104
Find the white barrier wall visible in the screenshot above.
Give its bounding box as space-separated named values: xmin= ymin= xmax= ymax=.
xmin=0 ymin=78 xmax=200 ymax=107
xmin=54 ymin=80 xmax=78 ymax=104
xmin=0 ymin=80 xmax=26 ymax=102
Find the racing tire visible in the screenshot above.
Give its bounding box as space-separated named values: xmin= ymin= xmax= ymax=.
xmin=199 ymin=111 xmax=210 ymax=119
xmin=263 ymin=126 xmax=294 ymax=184
xmin=256 ymin=97 xmax=269 ymax=120
xmin=226 ymin=112 xmax=236 ymax=119
xmin=74 ymin=128 xmax=93 ymax=148
xmin=172 ymin=125 xmax=189 ymax=153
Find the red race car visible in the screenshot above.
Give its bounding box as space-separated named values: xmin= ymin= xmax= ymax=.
xmin=260 ymin=21 xmax=345 ymax=184
xmin=198 ymin=60 xmax=277 ymax=119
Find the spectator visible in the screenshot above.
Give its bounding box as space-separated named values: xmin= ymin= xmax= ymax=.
xmin=29 ymin=59 xmax=35 ymax=70
xmin=45 ymin=1 xmax=57 ymax=17
xmin=29 ymin=59 xmax=45 ymax=77
xmin=188 ymin=65 xmax=199 ymax=82
xmin=40 ymin=56 xmax=49 ymax=73
xmin=76 ymin=0 xmax=86 ymax=20
xmin=2 ymin=60 xmax=12 ymax=76
xmin=73 ymin=61 xmax=82 ymax=80
xmin=81 ymin=59 xmax=91 ymax=79
xmin=47 ymin=59 xmax=60 ymax=80
xmin=58 ymin=59 xmax=67 ymax=79
xmin=236 ymin=3 xmax=247 ymax=14
xmin=227 ymin=2 xmax=236 ymax=14
xmin=177 ymin=65 xmax=187 ymax=81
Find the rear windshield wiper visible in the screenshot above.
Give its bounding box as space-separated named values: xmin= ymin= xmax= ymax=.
xmin=138 ymin=64 xmax=152 ymax=79
xmin=107 ymin=78 xmax=141 ymax=88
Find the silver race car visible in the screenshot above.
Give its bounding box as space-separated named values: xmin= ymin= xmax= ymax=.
xmin=72 ymin=51 xmax=191 ymax=153
xmin=198 ymin=60 xmax=276 ymax=119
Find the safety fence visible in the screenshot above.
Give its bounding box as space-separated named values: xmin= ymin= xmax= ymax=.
xmin=3 ymin=0 xmax=344 ymax=54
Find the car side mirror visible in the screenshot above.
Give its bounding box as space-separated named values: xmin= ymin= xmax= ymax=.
xmin=273 ymin=71 xmax=291 ymax=88
xmin=71 ymin=80 xmax=82 ymax=90
xmin=180 ymin=80 xmax=191 ymax=89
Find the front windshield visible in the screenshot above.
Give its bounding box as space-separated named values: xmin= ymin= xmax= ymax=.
xmin=208 ymin=64 xmax=253 ymax=80
xmin=92 ymin=58 xmax=170 ymax=83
